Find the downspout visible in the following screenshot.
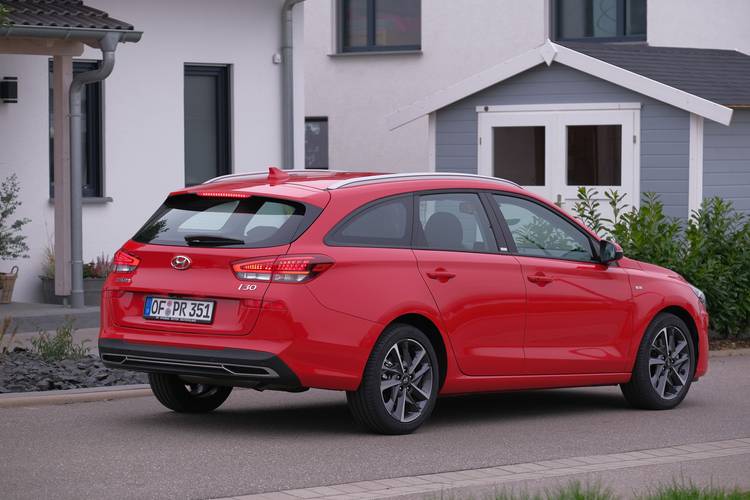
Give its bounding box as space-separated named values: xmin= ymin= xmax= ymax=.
xmin=281 ymin=0 xmax=305 ymax=170
xmin=69 ymin=32 xmax=120 ymax=308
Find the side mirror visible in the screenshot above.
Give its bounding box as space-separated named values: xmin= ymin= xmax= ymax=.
xmin=599 ymin=240 xmax=623 ymax=265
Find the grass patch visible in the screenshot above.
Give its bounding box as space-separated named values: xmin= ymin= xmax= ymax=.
xmin=645 ymin=482 xmax=750 ymax=500
xmin=487 ymin=481 xmax=749 ymax=500
xmin=29 ymin=318 xmax=90 ymax=361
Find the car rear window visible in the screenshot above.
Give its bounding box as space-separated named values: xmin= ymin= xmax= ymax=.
xmin=133 ymin=194 xmax=316 ymax=248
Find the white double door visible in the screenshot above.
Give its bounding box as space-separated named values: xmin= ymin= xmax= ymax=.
xmin=478 ymin=107 xmax=638 ymax=214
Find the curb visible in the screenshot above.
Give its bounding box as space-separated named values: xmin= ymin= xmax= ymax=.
xmin=0 ymin=384 xmax=151 ymax=408
xmin=709 ymin=347 xmax=750 ymax=357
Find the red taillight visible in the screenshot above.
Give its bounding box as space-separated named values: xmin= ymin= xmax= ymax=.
xmin=232 ymin=255 xmax=333 ymax=283
xmin=113 ymin=250 xmax=140 ymax=273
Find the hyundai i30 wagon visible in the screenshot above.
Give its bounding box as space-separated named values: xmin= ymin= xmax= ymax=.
xmin=99 ymin=168 xmax=708 ymax=434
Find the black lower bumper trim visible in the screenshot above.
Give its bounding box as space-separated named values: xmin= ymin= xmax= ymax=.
xmin=98 ymin=338 xmax=301 ymax=389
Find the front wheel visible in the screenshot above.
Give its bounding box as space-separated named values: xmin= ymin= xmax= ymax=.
xmin=621 ymin=313 xmax=695 ymax=410
xmin=347 ymin=324 xmax=439 ymax=435
xmin=148 ymin=373 xmax=233 ymax=413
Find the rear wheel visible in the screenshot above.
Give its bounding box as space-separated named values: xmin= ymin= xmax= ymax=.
xmin=148 ymin=373 xmax=232 ymax=413
xmin=621 ymin=313 xmax=695 ymax=410
xmin=347 ymin=323 xmax=439 ymax=435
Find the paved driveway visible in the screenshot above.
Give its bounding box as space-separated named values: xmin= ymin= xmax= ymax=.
xmin=1 ymin=355 xmax=748 ymax=500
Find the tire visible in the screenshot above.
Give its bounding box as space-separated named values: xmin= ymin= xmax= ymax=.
xmin=148 ymin=373 xmax=233 ymax=413
xmin=347 ymin=323 xmax=440 ymax=435
xmin=621 ymin=313 xmax=695 ymax=410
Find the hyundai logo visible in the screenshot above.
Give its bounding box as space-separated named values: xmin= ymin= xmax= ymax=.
xmin=171 ymin=255 xmax=192 ymax=270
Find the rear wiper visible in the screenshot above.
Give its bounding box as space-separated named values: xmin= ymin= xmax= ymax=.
xmin=184 ymin=235 xmax=245 ymax=247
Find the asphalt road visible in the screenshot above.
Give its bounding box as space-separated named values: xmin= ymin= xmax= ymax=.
xmin=1 ymin=355 xmax=749 ymax=500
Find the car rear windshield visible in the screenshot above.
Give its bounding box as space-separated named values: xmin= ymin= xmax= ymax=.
xmin=133 ymin=194 xmax=316 ymax=248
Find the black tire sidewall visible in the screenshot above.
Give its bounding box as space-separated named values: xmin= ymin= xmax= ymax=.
xmin=356 ymin=324 xmax=440 ymax=434
xmin=631 ymin=313 xmax=695 ymax=409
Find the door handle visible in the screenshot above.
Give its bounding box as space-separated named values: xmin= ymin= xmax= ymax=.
xmin=426 ymin=268 xmax=456 ymax=283
xmin=527 ymin=273 xmax=553 ymax=286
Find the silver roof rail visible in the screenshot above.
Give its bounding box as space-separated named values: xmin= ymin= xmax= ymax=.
xmin=326 ymin=172 xmax=522 ymax=190
xmin=203 ymin=169 xmax=348 ymax=184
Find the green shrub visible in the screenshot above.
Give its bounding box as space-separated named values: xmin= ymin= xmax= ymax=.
xmin=573 ymin=188 xmax=750 ymax=337
xmin=30 ymin=318 xmax=90 ymax=361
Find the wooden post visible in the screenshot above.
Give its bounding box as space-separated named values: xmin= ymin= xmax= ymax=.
xmin=52 ymin=55 xmax=73 ymax=298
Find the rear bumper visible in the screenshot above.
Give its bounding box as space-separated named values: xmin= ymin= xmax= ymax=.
xmin=99 ymin=338 xmax=303 ymax=390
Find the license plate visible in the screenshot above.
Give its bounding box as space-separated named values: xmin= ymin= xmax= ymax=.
xmin=143 ymin=297 xmax=215 ymax=324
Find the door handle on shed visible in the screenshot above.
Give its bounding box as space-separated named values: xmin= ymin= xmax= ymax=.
xmin=527 ymin=273 xmax=553 ymax=285
xmin=427 ymin=268 xmax=456 ymax=283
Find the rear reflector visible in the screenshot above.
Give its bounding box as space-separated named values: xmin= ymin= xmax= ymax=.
xmin=113 ymin=250 xmax=140 ymax=273
xmin=232 ymin=255 xmax=333 ymax=283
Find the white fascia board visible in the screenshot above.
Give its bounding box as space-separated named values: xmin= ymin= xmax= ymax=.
xmin=387 ymin=47 xmax=546 ymax=130
xmin=388 ymin=40 xmax=735 ymax=131
xmin=551 ymin=43 xmax=734 ymax=126
xmin=476 ymin=102 xmax=642 ymax=113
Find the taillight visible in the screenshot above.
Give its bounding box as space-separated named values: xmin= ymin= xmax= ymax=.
xmin=232 ymin=255 xmax=333 ymax=283
xmin=113 ymin=250 xmax=140 ymax=273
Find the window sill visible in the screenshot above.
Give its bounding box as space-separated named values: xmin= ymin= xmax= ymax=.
xmin=329 ymin=50 xmax=423 ymax=58
xmin=48 ymin=197 xmax=113 ymax=205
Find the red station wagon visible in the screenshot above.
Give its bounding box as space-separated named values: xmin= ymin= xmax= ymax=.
xmin=99 ymin=168 xmax=709 ymax=434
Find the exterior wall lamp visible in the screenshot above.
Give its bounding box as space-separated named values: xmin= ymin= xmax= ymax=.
xmin=0 ymin=77 xmax=18 ymax=103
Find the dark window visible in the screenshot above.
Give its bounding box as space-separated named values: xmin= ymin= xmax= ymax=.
xmin=305 ymin=118 xmax=329 ymax=169
xmin=184 ymin=65 xmax=231 ymax=186
xmin=49 ymin=61 xmax=103 ymax=198
xmin=326 ymin=196 xmax=412 ymax=247
xmin=567 ymin=125 xmax=622 ymax=186
xmin=554 ymin=0 xmax=646 ymax=41
xmin=494 ymin=195 xmax=594 ymax=262
xmin=493 ymin=126 xmax=546 ymax=186
xmin=341 ymin=0 xmax=421 ymax=52
xmin=416 ymin=193 xmax=496 ymax=253
xmin=133 ymin=195 xmax=316 ymax=248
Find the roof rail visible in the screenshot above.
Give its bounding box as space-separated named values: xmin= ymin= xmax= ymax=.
xmin=203 ymin=168 xmax=348 ymax=184
xmin=326 ymin=172 xmax=521 ymax=190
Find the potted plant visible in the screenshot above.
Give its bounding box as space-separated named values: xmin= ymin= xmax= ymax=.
xmin=40 ymin=250 xmax=112 ymax=306
xmin=0 ymin=174 xmax=30 ymax=304
xmin=83 ymin=253 xmax=112 ymax=306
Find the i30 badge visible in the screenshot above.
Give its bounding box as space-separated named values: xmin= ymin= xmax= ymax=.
xmin=171 ymin=255 xmax=192 ymax=270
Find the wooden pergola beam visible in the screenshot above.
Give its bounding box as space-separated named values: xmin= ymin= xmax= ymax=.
xmin=0 ymin=37 xmax=83 ymax=56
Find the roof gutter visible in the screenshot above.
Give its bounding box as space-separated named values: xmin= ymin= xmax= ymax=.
xmin=0 ymin=25 xmax=142 ymax=44
xmin=68 ymin=31 xmax=123 ymax=308
xmin=281 ymin=0 xmax=305 ymax=169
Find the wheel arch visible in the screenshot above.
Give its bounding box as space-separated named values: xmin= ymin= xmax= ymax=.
xmin=659 ymin=305 xmax=701 ymax=370
xmin=386 ymin=313 xmax=449 ymax=389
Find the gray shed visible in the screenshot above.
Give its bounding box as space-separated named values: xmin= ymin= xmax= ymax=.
xmin=389 ymin=41 xmax=750 ymax=218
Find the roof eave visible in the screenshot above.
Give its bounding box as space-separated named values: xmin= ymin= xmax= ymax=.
xmin=0 ymin=25 xmax=142 ymax=44
xmin=387 ymin=40 xmax=734 ymax=129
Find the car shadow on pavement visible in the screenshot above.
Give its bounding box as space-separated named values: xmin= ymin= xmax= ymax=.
xmin=430 ymin=388 xmax=629 ymax=428
xmin=118 ymin=387 xmax=629 ymax=436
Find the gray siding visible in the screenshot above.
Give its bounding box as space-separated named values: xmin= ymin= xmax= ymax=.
xmin=704 ymin=109 xmax=750 ymax=214
xmin=435 ymin=63 xmax=690 ymax=218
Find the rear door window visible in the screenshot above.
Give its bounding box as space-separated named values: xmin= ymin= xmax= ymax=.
xmin=326 ymin=195 xmax=412 ymax=247
xmin=415 ymin=192 xmax=497 ymax=253
xmin=133 ymin=194 xmax=313 ymax=248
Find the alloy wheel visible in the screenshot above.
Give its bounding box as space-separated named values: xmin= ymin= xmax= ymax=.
xmin=380 ymin=339 xmax=434 ymax=423
xmin=649 ymin=326 xmax=691 ymax=400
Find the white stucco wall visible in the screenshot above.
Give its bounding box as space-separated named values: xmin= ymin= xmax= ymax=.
xmin=648 ymin=0 xmax=750 ymax=54
xmin=303 ymin=0 xmax=549 ymax=173
xmin=0 ymin=0 xmax=305 ymax=303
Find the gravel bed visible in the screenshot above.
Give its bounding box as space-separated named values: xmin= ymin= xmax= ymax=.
xmin=0 ymin=349 xmax=147 ymax=393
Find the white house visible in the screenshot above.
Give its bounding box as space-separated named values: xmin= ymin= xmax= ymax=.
xmin=0 ymin=0 xmax=306 ymax=304
xmin=303 ymin=0 xmax=750 ymax=217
